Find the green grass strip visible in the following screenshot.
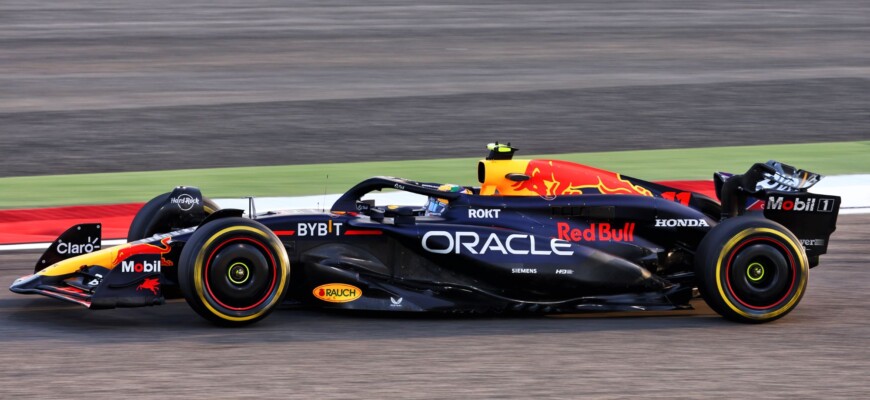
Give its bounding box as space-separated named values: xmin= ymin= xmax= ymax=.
xmin=1 ymin=141 xmax=868 ymax=208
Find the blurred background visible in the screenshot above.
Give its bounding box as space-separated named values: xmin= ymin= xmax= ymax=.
xmin=1 ymin=2 xmax=870 ymax=398
xmin=2 ymin=0 xmax=868 ymax=179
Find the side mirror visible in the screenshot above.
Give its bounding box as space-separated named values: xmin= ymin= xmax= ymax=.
xmin=505 ymin=173 xmax=530 ymax=182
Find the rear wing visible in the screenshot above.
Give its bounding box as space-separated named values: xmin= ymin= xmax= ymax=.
xmin=762 ymin=192 xmax=840 ymax=263
xmin=715 ymin=160 xmax=840 ymax=266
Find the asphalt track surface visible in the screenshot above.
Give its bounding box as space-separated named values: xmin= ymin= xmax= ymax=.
xmin=3 ymin=1 xmax=870 ymax=398
xmin=0 ymin=215 xmax=867 ymax=398
xmin=2 ymin=1 xmax=870 ymax=177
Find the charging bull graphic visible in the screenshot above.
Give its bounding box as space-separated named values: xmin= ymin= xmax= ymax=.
xmin=112 ymin=237 xmax=174 ymax=267
xmin=509 ymin=160 xmax=653 ymax=198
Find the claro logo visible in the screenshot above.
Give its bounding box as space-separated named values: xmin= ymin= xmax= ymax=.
xmin=313 ymin=283 xmax=362 ymax=303
xmin=56 ymin=236 xmax=100 ymax=255
xmin=422 ymin=231 xmax=574 ymax=256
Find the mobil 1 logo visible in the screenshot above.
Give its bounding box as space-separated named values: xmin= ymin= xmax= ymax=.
xmin=766 ymin=195 xmax=835 ymax=213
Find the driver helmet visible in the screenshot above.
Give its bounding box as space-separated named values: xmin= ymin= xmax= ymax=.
xmin=424 ymin=184 xmax=470 ymax=216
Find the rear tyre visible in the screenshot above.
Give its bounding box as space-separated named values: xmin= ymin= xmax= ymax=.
xmin=695 ymin=216 xmax=808 ymax=323
xmin=178 ymin=217 xmax=290 ymax=326
xmin=127 ymin=193 xmax=219 ymax=241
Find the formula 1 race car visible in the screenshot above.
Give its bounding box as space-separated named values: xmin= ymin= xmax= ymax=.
xmin=10 ymin=143 xmax=840 ymax=326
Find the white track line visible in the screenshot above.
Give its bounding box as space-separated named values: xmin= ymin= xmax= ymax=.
xmin=0 ymin=239 xmax=127 ymax=252
xmin=1 ymin=175 xmax=867 ymax=252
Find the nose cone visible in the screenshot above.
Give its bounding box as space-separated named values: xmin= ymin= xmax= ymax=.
xmin=9 ymin=274 xmax=40 ymax=293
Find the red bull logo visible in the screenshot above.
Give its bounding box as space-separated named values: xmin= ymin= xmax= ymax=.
xmin=557 ymin=222 xmax=636 ymax=242
xmin=112 ymin=237 xmax=174 ymax=267
xmin=510 ymin=160 xmax=652 ymax=198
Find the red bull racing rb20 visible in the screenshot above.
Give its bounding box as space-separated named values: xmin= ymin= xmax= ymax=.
xmin=10 ymin=144 xmax=840 ymax=326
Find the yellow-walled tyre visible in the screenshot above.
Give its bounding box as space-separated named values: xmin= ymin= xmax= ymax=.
xmin=695 ymin=216 xmax=808 ymax=323
xmin=178 ymin=217 xmax=290 ymax=326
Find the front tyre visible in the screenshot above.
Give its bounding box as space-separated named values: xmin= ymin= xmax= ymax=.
xmin=695 ymin=216 xmax=808 ymax=323
xmin=178 ymin=217 xmax=290 ymax=326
